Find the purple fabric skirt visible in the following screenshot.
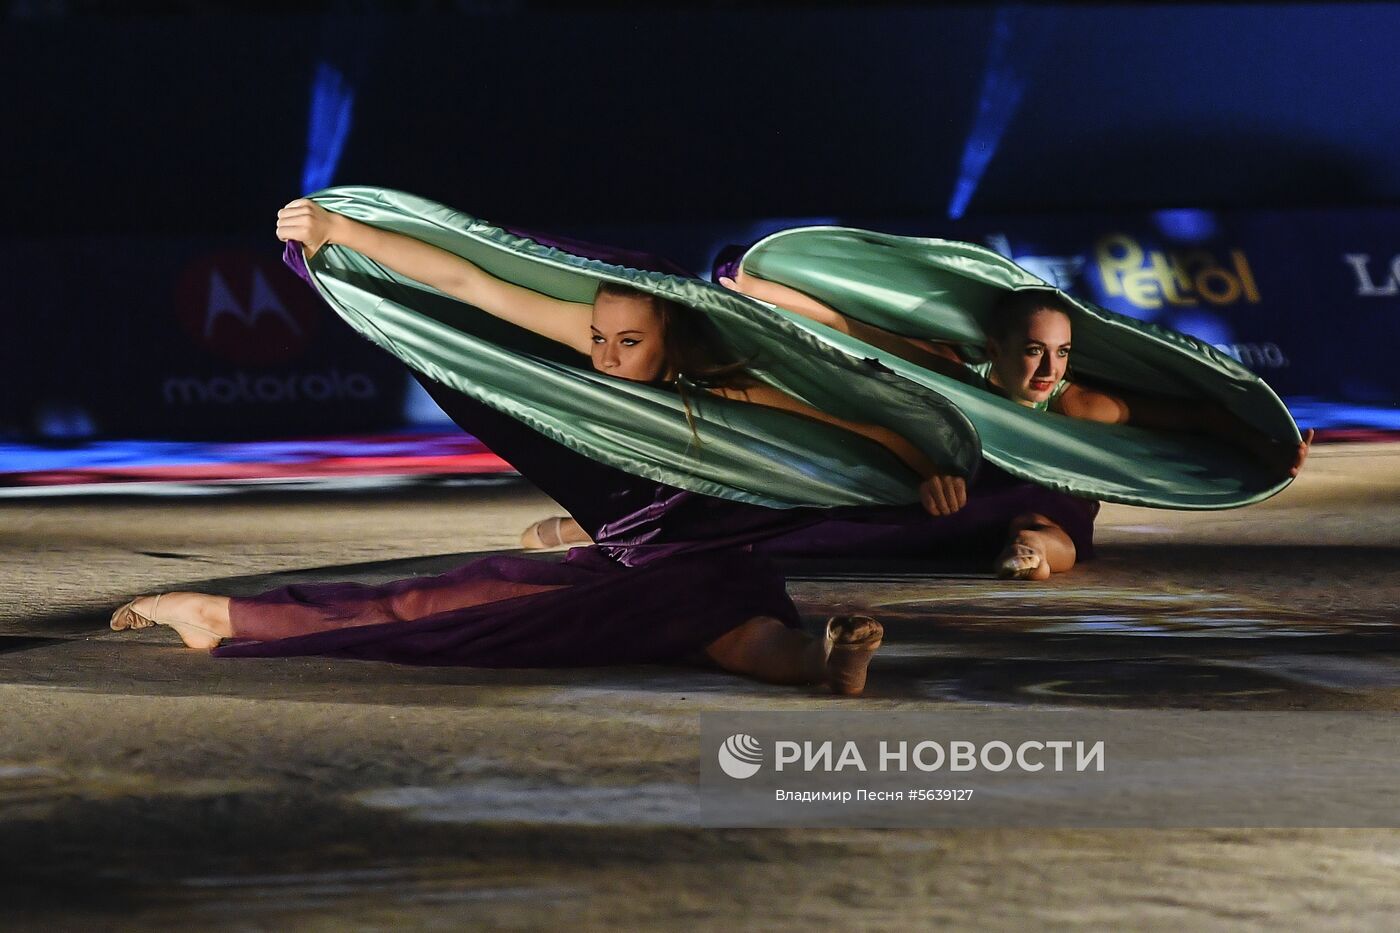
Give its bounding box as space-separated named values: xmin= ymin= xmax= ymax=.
xmin=216 ymin=546 xmax=799 ymax=667
xmin=411 ymin=375 xmax=1097 ymax=568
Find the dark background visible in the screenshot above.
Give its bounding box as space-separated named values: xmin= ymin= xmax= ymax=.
xmin=7 ymin=2 xmax=1399 ymax=235
xmin=2 ymin=1 xmax=1397 ymax=443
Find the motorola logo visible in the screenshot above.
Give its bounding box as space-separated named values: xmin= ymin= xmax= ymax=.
xmin=175 ymin=251 xmax=323 ymax=365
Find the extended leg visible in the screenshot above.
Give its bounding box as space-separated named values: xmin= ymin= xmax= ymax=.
xmin=113 ymin=567 xmax=567 ymax=650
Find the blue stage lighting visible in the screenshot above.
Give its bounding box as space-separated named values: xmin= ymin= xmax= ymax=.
xmin=948 ymin=9 xmax=1028 ymax=220
xmin=401 ymin=374 xmax=455 ymax=427
xmin=1284 ymin=399 xmax=1400 ymax=431
xmin=302 ymin=62 xmax=355 ymax=194
xmin=1168 ymin=310 xmax=1234 ymax=348
xmin=36 ymin=403 xmax=95 ymax=441
xmin=1153 ymin=209 xmax=1219 ymax=244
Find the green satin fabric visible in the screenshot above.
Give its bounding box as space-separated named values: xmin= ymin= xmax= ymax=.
xmin=740 ymin=227 xmax=1301 ymax=509
xmin=300 ymin=187 xmax=1297 ymax=511
xmin=300 ymin=186 xmax=976 ymax=510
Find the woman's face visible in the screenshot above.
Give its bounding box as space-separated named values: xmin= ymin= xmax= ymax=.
xmin=590 ymin=292 xmax=669 ymax=382
xmin=987 ymin=308 xmax=1072 ymax=406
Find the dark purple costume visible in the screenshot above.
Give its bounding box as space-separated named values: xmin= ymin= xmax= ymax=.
xmin=215 ymin=237 xmax=1095 ymax=668
xmin=393 ymin=374 xmax=1097 ymax=569
xmin=219 ymin=546 xmax=799 ymax=666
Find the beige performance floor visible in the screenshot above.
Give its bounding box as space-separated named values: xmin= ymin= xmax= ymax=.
xmin=1 ymin=442 xmax=1397 ymax=929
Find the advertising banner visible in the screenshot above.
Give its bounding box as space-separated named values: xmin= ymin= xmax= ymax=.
xmin=1 ymin=238 xmax=407 ymax=440
xmin=916 ymin=208 xmax=1400 ymax=409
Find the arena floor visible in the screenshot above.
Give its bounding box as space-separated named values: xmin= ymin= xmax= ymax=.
xmin=2 ymin=442 xmax=1398 ymax=929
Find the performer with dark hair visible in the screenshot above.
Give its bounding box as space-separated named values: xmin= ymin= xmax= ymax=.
xmin=722 ymin=272 xmax=1307 ymax=576
xmin=525 ymin=271 xmax=1311 ymax=580
xmin=105 ymin=198 xmax=972 ymax=697
xmin=109 ymin=194 xmax=1309 ymax=693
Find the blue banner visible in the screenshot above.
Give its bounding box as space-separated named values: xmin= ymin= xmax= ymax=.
xmin=1 ymin=238 xmax=408 ymax=441
xmin=909 ymin=208 xmax=1400 ymax=410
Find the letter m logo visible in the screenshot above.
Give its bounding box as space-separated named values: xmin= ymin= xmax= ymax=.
xmin=175 ymin=251 xmax=322 ymax=366
xmin=204 ymin=268 xmax=302 ymax=338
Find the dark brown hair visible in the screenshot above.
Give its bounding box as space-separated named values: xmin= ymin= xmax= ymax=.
xmin=593 ymin=281 xmax=757 ymax=439
xmin=594 ymin=281 xmax=752 ymax=386
xmin=986 ymin=288 xmax=1075 ymax=343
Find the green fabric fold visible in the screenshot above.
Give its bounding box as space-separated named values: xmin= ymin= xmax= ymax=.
xmin=300 ymin=186 xmax=1298 ymax=511
xmin=300 ymin=186 xmax=976 ymax=510
xmin=740 ymin=226 xmax=1301 ymax=510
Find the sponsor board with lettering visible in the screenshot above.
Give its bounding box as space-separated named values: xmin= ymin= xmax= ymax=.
xmin=0 ymin=238 xmax=407 ymax=439
xmin=904 ymin=209 xmax=1400 ymax=409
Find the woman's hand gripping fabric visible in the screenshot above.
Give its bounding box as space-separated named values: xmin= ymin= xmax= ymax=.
xmin=276 ymin=198 xmax=339 ymax=260
xmin=919 ymin=472 xmax=968 ymax=516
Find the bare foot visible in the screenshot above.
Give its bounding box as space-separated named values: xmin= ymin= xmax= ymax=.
xmin=996 ymin=539 xmax=1051 ymax=581
xmin=824 ymin=615 xmax=883 ymax=697
xmin=109 ymin=593 xmax=228 ymax=650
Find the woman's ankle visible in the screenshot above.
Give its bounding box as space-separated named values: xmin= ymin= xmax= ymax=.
xmin=705 ymin=616 xmax=824 ymax=686
xmin=801 ymin=635 xmax=830 ymax=684
xmin=190 ymin=595 xmax=233 ymax=638
xmin=161 ymin=593 xmax=233 ymax=638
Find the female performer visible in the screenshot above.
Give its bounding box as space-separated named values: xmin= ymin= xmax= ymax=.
xmin=523 ymin=270 xmax=1311 ymax=580
xmin=106 ymin=198 xmax=995 ymax=696
xmin=719 ymin=269 xmax=1311 ymax=472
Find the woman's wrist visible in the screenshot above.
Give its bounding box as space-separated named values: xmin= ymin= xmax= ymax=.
xmin=324 ymin=211 xmax=356 ymax=248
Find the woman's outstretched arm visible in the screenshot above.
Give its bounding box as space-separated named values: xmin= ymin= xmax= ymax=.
xmin=276 ymin=198 xmax=594 ymax=354
xmin=720 ymin=270 xmax=849 ymax=331
xmin=709 ymin=383 xmax=969 ymax=515
xmin=720 ymin=271 xmax=975 ymax=384
xmin=1055 ymin=383 xmax=1313 ymax=476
